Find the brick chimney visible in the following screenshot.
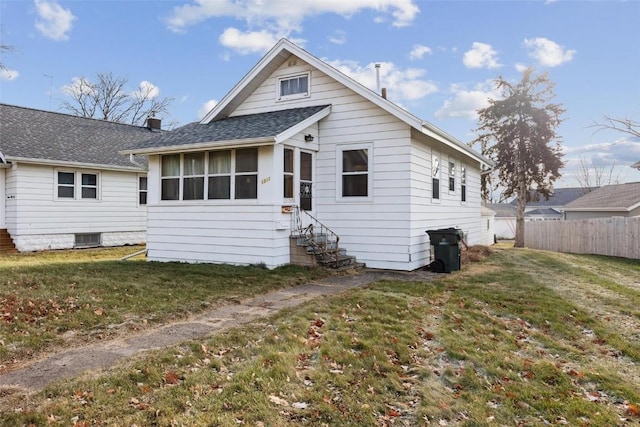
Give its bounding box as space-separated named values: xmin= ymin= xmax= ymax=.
xmin=146 ymin=116 xmax=161 ymax=131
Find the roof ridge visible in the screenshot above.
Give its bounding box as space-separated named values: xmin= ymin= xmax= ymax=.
xmin=0 ymin=102 xmax=153 ymax=131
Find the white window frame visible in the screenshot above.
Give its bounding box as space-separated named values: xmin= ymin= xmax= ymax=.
xmin=461 ymin=164 xmax=467 ymax=204
xmin=160 ymin=149 xmax=259 ymax=202
xmin=431 ymin=152 xmax=440 ymax=203
xmin=138 ymin=175 xmax=148 ymax=206
xmin=336 ymin=143 xmax=373 ymax=203
xmin=276 ymin=72 xmax=311 ymax=102
xmin=448 ymin=159 xmax=456 ymax=194
xmin=55 ymin=170 xmax=100 ymax=201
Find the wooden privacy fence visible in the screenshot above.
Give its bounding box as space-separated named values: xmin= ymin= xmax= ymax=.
xmin=524 ymin=217 xmax=640 ymax=259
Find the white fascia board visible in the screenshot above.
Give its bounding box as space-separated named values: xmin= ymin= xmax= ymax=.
xmin=120 ymin=137 xmax=277 ymax=156
xmin=274 ymin=106 xmax=331 ymax=143
xmin=564 ymin=207 xmax=629 ymax=212
xmin=6 ymin=157 xmax=145 ymax=172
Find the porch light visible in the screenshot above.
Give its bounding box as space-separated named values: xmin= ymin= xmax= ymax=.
xmin=304 ymin=134 xmax=314 ymax=142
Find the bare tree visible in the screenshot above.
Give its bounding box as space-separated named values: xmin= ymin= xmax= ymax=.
xmin=574 ymin=157 xmax=624 ymax=195
xmin=593 ymin=115 xmax=640 ymax=138
xmin=61 ymin=72 xmax=174 ymax=127
xmin=474 ymin=69 xmax=564 ymax=247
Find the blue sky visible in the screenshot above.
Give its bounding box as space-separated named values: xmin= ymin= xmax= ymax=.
xmin=1 ymin=0 xmax=639 ymax=187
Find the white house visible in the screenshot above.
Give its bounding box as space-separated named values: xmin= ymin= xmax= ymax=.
xmin=123 ymin=39 xmax=492 ymax=270
xmin=0 ymin=104 xmax=155 ymax=253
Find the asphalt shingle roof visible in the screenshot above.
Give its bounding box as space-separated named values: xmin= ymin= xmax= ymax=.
xmin=127 ymin=105 xmax=331 ymax=151
xmin=0 ymin=103 xmax=156 ymax=169
xmin=510 ymin=187 xmax=592 ymax=207
xmin=564 ymin=182 xmax=640 ymax=210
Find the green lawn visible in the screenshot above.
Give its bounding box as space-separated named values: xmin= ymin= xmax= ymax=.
xmin=0 ymin=246 xmax=329 ymax=369
xmin=1 ymin=246 xmax=639 ymax=426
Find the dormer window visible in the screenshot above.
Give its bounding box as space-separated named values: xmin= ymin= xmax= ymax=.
xmin=277 ymin=73 xmax=310 ymax=101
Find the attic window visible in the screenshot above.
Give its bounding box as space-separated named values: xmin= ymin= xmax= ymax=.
xmin=277 ymin=73 xmax=310 ymax=100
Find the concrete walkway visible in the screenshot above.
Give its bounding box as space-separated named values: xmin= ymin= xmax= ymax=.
xmin=0 ymin=269 xmax=438 ymax=393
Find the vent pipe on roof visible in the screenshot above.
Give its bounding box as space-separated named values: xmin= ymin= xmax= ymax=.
xmin=375 ymin=63 xmax=381 ymax=94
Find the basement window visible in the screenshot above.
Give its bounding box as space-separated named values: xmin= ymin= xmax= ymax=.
xmin=75 ymin=233 xmax=101 ymax=248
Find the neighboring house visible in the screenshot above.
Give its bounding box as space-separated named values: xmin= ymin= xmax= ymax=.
xmin=123 ymin=39 xmax=492 ymax=270
xmin=488 ymin=203 xmax=517 ymax=240
xmin=563 ymin=182 xmax=640 ymax=220
xmin=511 ymin=187 xmax=590 ymax=218
xmin=0 ymin=103 xmax=157 ymax=253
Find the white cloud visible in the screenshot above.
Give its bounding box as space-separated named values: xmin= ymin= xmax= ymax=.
xmin=61 ymin=76 xmax=95 ymax=97
xmin=514 ymin=63 xmax=529 ymax=73
xmin=409 ymin=44 xmax=432 ymax=60
xmin=132 ymin=81 xmax=160 ymax=99
xmin=198 ymin=99 xmax=218 ymax=120
xmin=219 ymin=28 xmax=282 ymax=55
xmin=166 ymin=0 xmax=420 ymax=37
xmin=435 ymin=81 xmax=502 ymax=120
xmin=326 ymin=59 xmax=437 ymax=103
xmin=463 ymin=42 xmax=501 ymax=69
xmin=34 ymin=0 xmax=76 ymax=41
xmin=0 ymin=68 xmax=19 ymax=81
xmin=329 ymin=30 xmax=347 ymax=45
xmin=523 ymin=37 xmax=575 ymax=67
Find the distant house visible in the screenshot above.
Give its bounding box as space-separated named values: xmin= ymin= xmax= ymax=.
xmin=563 ymin=182 xmax=640 ymax=220
xmin=0 ymin=103 xmax=156 ymax=253
xmin=488 ymin=203 xmax=517 ymax=240
xmin=123 ymin=39 xmax=493 ymax=270
xmin=511 ymin=187 xmax=590 ymax=219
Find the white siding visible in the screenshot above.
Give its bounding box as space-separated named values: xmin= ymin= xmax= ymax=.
xmin=10 ymin=163 xmax=146 ymax=251
xmin=146 ymin=204 xmax=291 ymax=269
xmin=0 ymin=168 xmax=5 ymax=228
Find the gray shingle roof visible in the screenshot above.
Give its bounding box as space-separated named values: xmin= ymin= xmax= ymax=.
xmin=487 ymin=203 xmax=517 ymax=217
xmin=126 ymin=105 xmax=330 ymax=151
xmin=564 ymin=182 xmax=640 ymax=210
xmin=0 ymin=103 xmax=155 ymax=169
xmin=510 ymin=187 xmax=593 ymax=207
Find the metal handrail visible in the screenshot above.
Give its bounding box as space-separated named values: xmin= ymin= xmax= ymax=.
xmin=292 ymin=206 xmax=340 ymax=266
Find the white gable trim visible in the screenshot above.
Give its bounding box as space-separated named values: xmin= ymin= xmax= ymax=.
xmin=0 ymin=150 xmax=6 ymax=164
xmin=274 ymin=105 xmax=331 ymax=143
xmin=200 ymin=39 xmax=492 ymax=168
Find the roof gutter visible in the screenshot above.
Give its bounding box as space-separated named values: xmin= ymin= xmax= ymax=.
xmin=120 ymin=136 xmax=277 ymax=156
xmin=5 ymin=156 xmax=146 ymax=172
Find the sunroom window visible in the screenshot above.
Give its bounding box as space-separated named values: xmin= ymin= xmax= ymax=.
xmin=208 ymin=150 xmax=231 ymax=199
xmin=161 ymin=154 xmax=180 ymax=200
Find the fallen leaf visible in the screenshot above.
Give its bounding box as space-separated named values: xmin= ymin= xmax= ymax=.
xmin=165 ymin=371 xmax=180 ymax=385
xmin=292 ymin=402 xmax=308 ymax=409
xmin=269 ymin=395 xmax=289 ymax=406
xmin=627 ymin=403 xmax=640 ymax=417
xmin=93 ymin=308 xmax=104 ymax=316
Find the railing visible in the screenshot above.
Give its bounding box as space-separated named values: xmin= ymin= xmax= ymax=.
xmin=291 ymin=207 xmax=340 ymax=266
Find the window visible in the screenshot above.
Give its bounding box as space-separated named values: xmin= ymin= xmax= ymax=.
xmin=75 ymin=233 xmax=101 ymax=248
xmin=183 ymin=152 xmax=205 ymax=200
xmin=208 ymin=150 xmax=231 ymax=199
xmin=461 ymin=165 xmax=467 ymax=202
xmin=161 ymin=154 xmax=180 ymax=200
xmin=432 ymin=154 xmax=440 ymax=200
xmin=57 ymin=172 xmax=75 ymax=198
xmin=339 ymin=145 xmax=371 ymax=199
xmin=284 ymin=148 xmax=294 ymax=199
xmin=160 ymin=149 xmax=258 ymax=201
xmin=277 ymin=73 xmax=310 ymax=100
xmin=448 ymin=161 xmax=456 ymax=192
xmin=56 ymin=171 xmax=99 ymax=200
xmin=139 ymin=176 xmax=147 ymax=205
xmin=235 ymin=148 xmax=258 ymax=199
xmin=81 ymin=173 xmax=98 ymax=199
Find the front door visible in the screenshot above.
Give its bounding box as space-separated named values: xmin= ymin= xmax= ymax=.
xmin=299 ymin=151 xmax=313 ymax=214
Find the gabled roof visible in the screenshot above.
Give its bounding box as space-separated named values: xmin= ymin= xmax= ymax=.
xmin=123 ymin=105 xmax=331 ymax=155
xmin=510 ymin=187 xmax=591 ymax=207
xmin=564 ymin=182 xmax=640 ymax=212
xmin=487 ymin=203 xmax=517 ymax=217
xmin=0 ymin=103 xmax=153 ymax=170
xmin=199 ymin=39 xmax=491 ymax=167
xmin=526 ymin=208 xmax=562 ymax=217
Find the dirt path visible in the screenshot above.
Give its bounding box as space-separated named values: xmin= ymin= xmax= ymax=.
xmin=0 ymin=269 xmax=439 ymax=393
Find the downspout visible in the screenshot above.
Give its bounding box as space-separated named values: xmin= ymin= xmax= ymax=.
xmin=129 ymin=153 xmax=145 ymax=169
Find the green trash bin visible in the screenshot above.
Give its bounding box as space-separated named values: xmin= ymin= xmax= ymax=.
xmin=426 ymin=228 xmax=463 ymax=273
